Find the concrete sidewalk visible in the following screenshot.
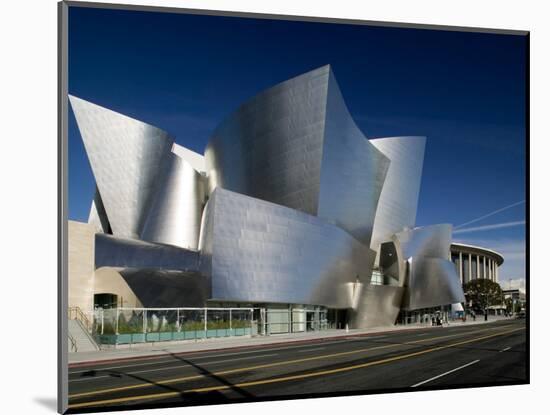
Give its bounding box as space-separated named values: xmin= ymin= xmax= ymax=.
xmin=68 ymin=315 xmax=512 ymax=365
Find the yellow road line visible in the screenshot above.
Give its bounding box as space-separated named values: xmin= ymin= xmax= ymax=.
xmin=68 ymin=326 xmax=523 ymax=408
xmin=69 ymin=325 xmax=504 ymax=399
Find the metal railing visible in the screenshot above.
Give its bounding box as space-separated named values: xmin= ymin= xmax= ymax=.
xmin=93 ymin=307 xmax=256 ymax=346
xmin=68 ymin=333 xmax=78 ymax=353
xmin=69 ymin=306 xmax=92 ymax=333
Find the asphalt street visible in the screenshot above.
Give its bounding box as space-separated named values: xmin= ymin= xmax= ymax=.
xmin=67 ymin=319 xmax=527 ymax=412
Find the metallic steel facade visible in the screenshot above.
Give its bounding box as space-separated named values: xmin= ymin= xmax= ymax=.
xmin=318 ymin=71 xmax=390 ymax=245
xmin=199 ymin=188 xmax=375 ymax=309
xmin=370 ymin=136 xmax=426 ymax=254
xmin=141 ymin=152 xmax=206 ymax=250
xmin=70 ymin=65 xmax=466 ymax=329
xmin=95 ymin=234 xmax=200 ymax=272
xmin=349 ymin=285 xmax=405 ymax=328
xmin=393 ymin=225 xmax=465 ymax=311
xmin=205 ymin=65 xmax=389 ymax=247
xmin=205 ymin=65 xmax=330 ymax=216
xmin=69 ymin=95 xmax=174 ymax=239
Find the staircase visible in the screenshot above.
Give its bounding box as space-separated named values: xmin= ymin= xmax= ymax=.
xmin=68 ymin=307 xmax=99 ymax=352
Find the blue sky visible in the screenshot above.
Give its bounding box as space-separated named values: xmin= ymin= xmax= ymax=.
xmin=68 ymin=6 xmax=527 ymax=285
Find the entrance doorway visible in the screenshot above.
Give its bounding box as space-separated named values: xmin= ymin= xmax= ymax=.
xmin=94 ymin=293 xmax=118 ymax=309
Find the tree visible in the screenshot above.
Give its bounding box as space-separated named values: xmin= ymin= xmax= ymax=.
xmin=462 ymin=279 xmax=503 ymax=313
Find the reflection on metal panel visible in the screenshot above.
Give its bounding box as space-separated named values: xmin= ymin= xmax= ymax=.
xmin=379 ymin=241 xmax=400 ymax=285
xmin=69 ymin=95 xmax=174 ymax=239
xmin=394 ymin=224 xmax=453 ymax=261
xmin=205 ymin=65 xmax=330 ymax=215
xmin=404 ymin=258 xmax=465 ymax=310
xmin=370 ymin=137 xmax=426 ymax=253
xmin=118 ymin=268 xmax=210 ymax=308
xmin=350 ymin=285 xmax=405 ymax=328
xmin=318 ymin=71 xmax=390 ymax=246
xmin=95 ymin=234 xmax=200 ymax=272
xmin=205 ymin=65 xmax=388 ymax=248
xmin=201 ymin=188 xmax=374 ymax=308
xmin=141 ymin=152 xmax=205 ymax=249
xmin=392 ymin=224 xmax=465 ymax=310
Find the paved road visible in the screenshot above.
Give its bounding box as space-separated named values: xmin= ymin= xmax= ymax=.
xmin=67 ymin=319 xmax=526 ymax=412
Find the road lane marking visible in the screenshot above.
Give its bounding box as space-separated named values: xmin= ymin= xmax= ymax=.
xmin=69 ymin=323 xmax=517 ymax=374
xmin=68 ymin=326 xmax=523 ymax=401
xmin=410 ymin=360 xmax=480 ymax=387
xmin=499 ymin=346 xmax=512 ymax=352
xmin=68 ymin=324 xmax=519 ymax=396
xmin=68 ymin=327 xmax=523 ymax=409
xmin=69 ymin=353 xmax=279 ymax=382
xmin=68 ymin=339 xmax=365 ymax=375
xmin=297 ymin=347 xmax=325 ymax=353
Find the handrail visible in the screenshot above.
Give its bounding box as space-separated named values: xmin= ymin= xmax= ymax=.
xmin=68 ymin=306 xmax=91 ymax=333
xmin=68 ymin=333 xmax=78 ymax=353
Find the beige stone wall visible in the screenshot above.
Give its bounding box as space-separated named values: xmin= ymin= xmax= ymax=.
xmin=94 ymin=267 xmax=143 ymax=308
xmin=68 ymin=220 xmax=95 ymax=314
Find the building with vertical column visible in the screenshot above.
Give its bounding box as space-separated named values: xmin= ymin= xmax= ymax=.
xmin=450 ymin=243 xmax=504 ymax=285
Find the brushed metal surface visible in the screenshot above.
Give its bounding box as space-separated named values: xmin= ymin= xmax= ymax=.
xmin=317 ymin=70 xmax=390 ymax=245
xmin=393 ymin=224 xmax=465 ymax=310
xmin=394 ymin=223 xmax=453 ymax=261
xmin=205 ymin=65 xmax=388 ymax=247
xmin=118 ymin=268 xmax=210 ymax=308
xmin=370 ymin=136 xmax=426 ymax=254
xmin=404 ymin=258 xmax=465 ymax=310
xmin=141 ymin=151 xmax=206 ymax=250
xmin=205 ymin=65 xmax=330 ymax=216
xmin=95 ymin=233 xmax=200 ymax=272
xmin=349 ymin=285 xmax=405 ymax=328
xmin=69 ymin=95 xmax=174 ymax=239
xmin=199 ymin=188 xmax=375 ymax=309
xmin=70 ymin=66 xmax=465 ymax=328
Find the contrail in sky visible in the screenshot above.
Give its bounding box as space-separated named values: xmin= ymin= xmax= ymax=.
xmin=454 ymin=200 xmax=525 ymax=229
xmin=453 ymin=220 xmax=525 ymax=234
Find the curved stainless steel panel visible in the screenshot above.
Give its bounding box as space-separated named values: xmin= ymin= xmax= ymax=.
xmin=200 ymin=188 xmax=375 ymax=308
xmin=392 ymin=224 xmax=465 ymax=310
xmin=205 ymin=65 xmax=388 ymax=247
xmin=394 ymin=223 xmax=453 ymax=261
xmin=141 ymin=152 xmax=205 ymax=250
xmin=95 ymin=234 xmax=200 ymax=272
xmin=205 ymin=65 xmax=330 ymax=216
xmin=370 ymin=136 xmax=426 ymax=253
xmin=349 ymin=285 xmax=405 ymax=328
xmin=69 ymin=95 xmax=174 ymax=239
xmin=404 ymin=258 xmax=465 ymax=310
xmin=317 ymin=71 xmax=390 ymax=245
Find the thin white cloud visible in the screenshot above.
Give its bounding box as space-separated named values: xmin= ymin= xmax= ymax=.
xmin=453 ymin=220 xmax=525 ymax=234
xmin=454 ymin=200 xmax=525 ymax=229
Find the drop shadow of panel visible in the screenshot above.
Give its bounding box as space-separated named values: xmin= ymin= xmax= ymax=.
xmin=34 ymin=397 xmax=57 ymax=412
